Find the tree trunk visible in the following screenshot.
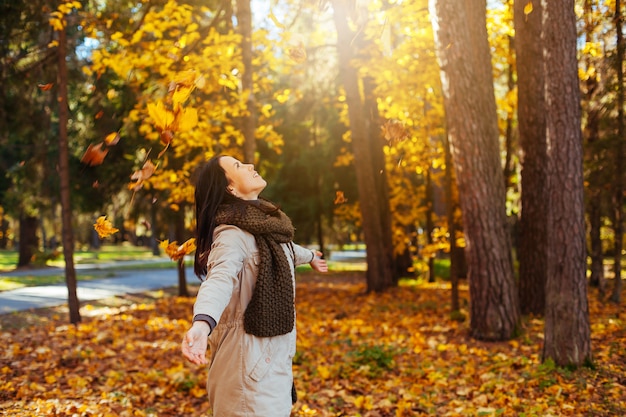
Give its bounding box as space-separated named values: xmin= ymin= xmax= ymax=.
xmin=331 ymin=0 xmax=395 ymax=292
xmin=174 ymin=207 xmax=189 ymax=297
xmin=541 ymin=0 xmax=591 ymax=367
xmin=588 ymin=196 xmax=605 ymax=295
xmin=236 ymin=0 xmax=256 ymax=164
xmin=503 ymin=35 xmax=515 ymax=192
xmin=0 ymin=215 xmax=8 ymax=249
xmin=610 ymin=0 xmax=624 ymax=304
xmin=17 ymin=213 xmax=38 ymax=267
xmin=514 ymin=0 xmax=548 ymax=316
xmin=443 ymin=133 xmax=460 ymax=312
xmin=363 ymin=76 xmax=397 ymax=283
xmin=426 ymin=169 xmax=435 ymax=283
xmin=581 ymin=0 xmax=605 ymax=295
xmin=429 ymin=0 xmax=520 ymax=340
xmin=150 ymin=198 xmax=160 ymax=256
xmin=57 ymin=24 xmax=81 ymax=324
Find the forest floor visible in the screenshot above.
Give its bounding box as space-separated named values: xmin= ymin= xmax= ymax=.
xmin=0 ymin=271 xmax=624 ymax=416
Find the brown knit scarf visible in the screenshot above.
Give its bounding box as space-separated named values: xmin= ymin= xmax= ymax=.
xmin=214 ymin=200 xmax=295 ymax=337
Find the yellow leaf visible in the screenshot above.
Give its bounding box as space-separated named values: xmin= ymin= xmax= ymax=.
xmin=172 ymin=86 xmax=193 ymax=109
xmin=147 ymin=101 xmax=175 ymax=131
xmin=317 ymin=365 xmax=331 ymax=380
xmin=177 ymin=107 xmax=198 ymax=132
xmin=104 ymin=132 xmax=120 ymax=146
xmin=159 ymin=238 xmax=196 ymax=261
xmin=524 ymin=1 xmax=533 ymax=15
xmin=93 ymin=216 xmax=119 ymax=239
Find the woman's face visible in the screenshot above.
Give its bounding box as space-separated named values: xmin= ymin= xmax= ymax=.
xmin=219 ymin=156 xmax=267 ymax=200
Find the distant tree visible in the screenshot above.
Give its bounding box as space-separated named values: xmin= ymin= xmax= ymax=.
xmin=580 ymin=0 xmax=607 ymax=295
xmin=609 ymin=0 xmax=624 ymax=304
xmin=541 ymin=0 xmax=591 ymax=366
xmin=236 ymin=0 xmax=256 ymax=164
xmin=56 ymin=18 xmax=81 ymax=325
xmin=514 ymin=0 xmax=548 ymax=316
xmin=331 ymin=0 xmax=396 ymax=293
xmin=429 ymin=0 xmax=520 ymax=340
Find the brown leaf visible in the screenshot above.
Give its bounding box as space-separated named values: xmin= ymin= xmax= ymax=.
xmin=80 ymin=142 xmax=109 ymax=166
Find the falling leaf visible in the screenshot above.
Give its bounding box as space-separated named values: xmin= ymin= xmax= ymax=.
xmin=95 ymin=110 xmax=104 ymax=119
xmin=381 ymin=120 xmax=408 ymax=145
xmin=287 ymin=43 xmax=307 ymax=64
xmin=524 ymin=1 xmax=533 ymax=16
xmin=159 ymin=238 xmax=197 ymax=261
xmin=80 ymin=142 xmax=109 ymax=166
xmin=147 ymin=101 xmax=175 ymax=132
xmin=334 ymin=191 xmax=347 ymax=205
xmin=38 ymin=83 xmax=54 ymax=91
xmin=93 ymin=216 xmax=119 ymax=239
xmin=176 ymin=107 xmax=198 ymax=132
xmin=104 ymin=132 xmax=120 ymax=146
xmin=128 ymin=160 xmax=157 ymax=191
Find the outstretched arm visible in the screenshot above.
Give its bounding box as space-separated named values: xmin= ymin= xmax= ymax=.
xmin=310 ymin=250 xmax=328 ymax=273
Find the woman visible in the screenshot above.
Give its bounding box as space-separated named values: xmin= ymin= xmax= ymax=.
xmin=181 ymin=155 xmax=328 ymax=416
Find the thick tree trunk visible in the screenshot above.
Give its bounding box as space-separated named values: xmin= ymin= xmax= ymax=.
xmin=57 ymin=25 xmax=81 ymax=324
xmin=17 ymin=213 xmax=38 ymax=267
xmin=610 ymin=0 xmax=624 ymax=304
xmin=541 ymin=0 xmax=591 ymax=366
xmin=363 ymin=76 xmax=397 ymax=283
xmin=236 ymin=0 xmax=256 ymax=164
xmin=332 ymin=0 xmax=395 ymax=292
xmin=514 ymin=0 xmax=548 ymax=316
xmin=429 ymin=0 xmax=520 ymax=340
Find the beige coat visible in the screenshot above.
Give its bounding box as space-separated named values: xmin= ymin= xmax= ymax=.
xmin=193 ymin=224 xmax=315 ymax=417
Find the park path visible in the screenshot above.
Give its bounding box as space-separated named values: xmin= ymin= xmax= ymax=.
xmin=0 ymin=259 xmax=193 ymax=314
xmin=0 ymin=251 xmax=366 ymax=314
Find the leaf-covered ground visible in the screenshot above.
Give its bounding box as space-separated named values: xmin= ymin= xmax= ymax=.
xmin=1 ymin=272 xmax=624 ymax=416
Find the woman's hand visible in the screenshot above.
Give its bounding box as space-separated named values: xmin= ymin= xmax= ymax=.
xmin=310 ymin=250 xmax=328 ymax=273
xmin=181 ymin=321 xmax=211 ymax=365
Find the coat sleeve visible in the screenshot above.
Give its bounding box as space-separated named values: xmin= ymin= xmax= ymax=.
xmin=291 ymin=242 xmax=316 ymax=266
xmin=192 ymin=226 xmax=247 ymax=324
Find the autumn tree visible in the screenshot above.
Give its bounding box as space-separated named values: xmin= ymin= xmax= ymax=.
xmin=609 ymin=0 xmax=624 ymax=304
xmin=513 ymin=0 xmax=548 ymax=316
xmin=55 ymin=8 xmax=81 ymax=324
xmin=331 ymin=0 xmax=396 ymax=292
xmin=541 ymin=0 xmax=591 ymax=366
xmin=429 ymin=0 xmax=520 ymax=340
xmin=235 ymin=0 xmax=256 ymax=163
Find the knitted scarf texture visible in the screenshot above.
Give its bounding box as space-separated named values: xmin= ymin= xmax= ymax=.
xmin=214 ymin=200 xmax=295 ymax=337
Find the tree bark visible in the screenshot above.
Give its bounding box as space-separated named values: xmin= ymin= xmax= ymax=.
xmin=610 ymin=0 xmax=624 ymax=304
xmin=331 ymin=0 xmax=395 ymax=292
xmin=443 ymin=133 xmax=459 ymax=312
xmin=174 ymin=207 xmax=189 ymax=297
xmin=514 ymin=0 xmax=548 ymax=316
xmin=582 ymin=0 xmax=605 ymax=295
xmin=17 ymin=213 xmax=38 ymax=267
xmin=541 ymin=0 xmax=591 ymax=366
xmin=57 ymin=24 xmax=81 ymax=324
xmin=236 ymin=0 xmax=256 ymax=164
xmin=429 ymin=0 xmax=520 ymax=340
